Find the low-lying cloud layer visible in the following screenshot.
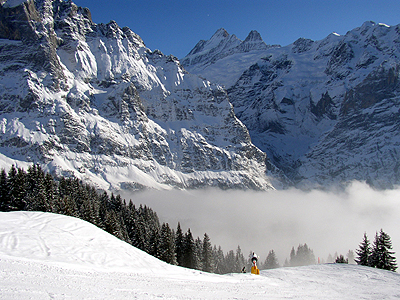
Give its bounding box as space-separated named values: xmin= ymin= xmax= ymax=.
xmin=123 ymin=181 xmax=400 ymax=265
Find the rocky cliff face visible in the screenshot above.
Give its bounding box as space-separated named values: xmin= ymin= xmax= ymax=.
xmin=0 ymin=0 xmax=275 ymax=191
xmin=184 ymin=22 xmax=400 ymax=189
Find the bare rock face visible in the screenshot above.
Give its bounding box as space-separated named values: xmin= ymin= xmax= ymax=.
xmin=0 ymin=0 xmax=275 ymax=191
xmin=184 ymin=21 xmax=400 ymax=189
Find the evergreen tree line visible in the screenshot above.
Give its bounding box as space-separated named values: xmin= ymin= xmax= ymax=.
xmin=260 ymin=243 xmax=316 ymax=270
xmin=0 ymin=165 xmax=248 ymax=274
xmin=327 ymin=250 xmax=355 ymax=264
xmin=2 ymin=165 xmax=396 ymax=273
xmin=355 ymin=230 xmax=397 ymax=272
xmin=257 ymin=234 xmax=397 ymax=272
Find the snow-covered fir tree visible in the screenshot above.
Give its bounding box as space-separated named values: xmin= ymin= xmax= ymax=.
xmin=370 ymin=229 xmax=397 ymax=272
xmin=355 ymin=233 xmax=371 ymax=266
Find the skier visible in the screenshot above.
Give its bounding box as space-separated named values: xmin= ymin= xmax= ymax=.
xmin=251 ymin=252 xmax=258 ymax=266
xmin=251 ymin=252 xmax=260 ymax=275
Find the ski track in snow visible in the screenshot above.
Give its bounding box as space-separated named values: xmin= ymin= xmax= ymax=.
xmin=1 ymin=211 xmax=400 ymax=299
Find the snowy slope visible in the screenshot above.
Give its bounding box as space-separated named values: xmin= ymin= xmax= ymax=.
xmin=0 ymin=0 xmax=275 ymax=191
xmin=184 ymin=22 xmax=400 ymax=189
xmin=1 ymin=211 xmax=400 ymax=299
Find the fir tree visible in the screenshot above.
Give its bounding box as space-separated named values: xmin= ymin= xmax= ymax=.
xmin=26 ymin=164 xmax=48 ymax=212
xmin=263 ymin=250 xmax=280 ymax=269
xmin=370 ymin=231 xmax=381 ymax=268
xmin=8 ymin=166 xmax=27 ymax=211
xmin=194 ymin=237 xmax=203 ymax=270
xmin=123 ymin=200 xmax=137 ymax=244
xmin=235 ymin=246 xmax=246 ymax=273
xmin=355 ymin=232 xmax=371 ymax=266
xmin=201 ymin=233 xmax=213 ymax=272
xmin=370 ymin=229 xmax=397 ymax=272
xmin=109 ymin=193 xmax=123 ymax=212
xmin=335 ymin=254 xmax=348 ymax=263
xmin=44 ymin=173 xmax=58 ymax=213
xmin=289 ymin=247 xmax=296 ymax=266
xmin=346 ymin=250 xmax=355 ymax=264
xmin=0 ymin=168 xmax=9 ymax=211
xmin=104 ymin=210 xmax=128 ymax=241
xmin=175 ymin=222 xmax=185 ymax=266
xmin=290 ymin=244 xmax=315 ymax=266
xmin=225 ymin=250 xmax=236 ymax=273
xmin=145 ymin=206 xmax=160 ymax=257
xmin=213 ymin=245 xmax=225 ymax=274
xmin=182 ymin=228 xmax=195 ymax=269
xmin=283 ymin=258 xmax=289 ymax=267
xmin=131 ymin=206 xmax=147 ymax=251
xmin=157 ymin=223 xmax=177 ymax=265
xmin=98 ymin=192 xmax=111 ymax=231
xmin=60 ymin=195 xmax=78 ymax=217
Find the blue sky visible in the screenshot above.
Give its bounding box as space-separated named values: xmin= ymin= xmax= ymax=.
xmin=73 ymin=0 xmax=400 ymax=59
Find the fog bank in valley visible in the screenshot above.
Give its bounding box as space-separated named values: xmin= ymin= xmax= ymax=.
xmin=122 ymin=181 xmax=400 ymax=265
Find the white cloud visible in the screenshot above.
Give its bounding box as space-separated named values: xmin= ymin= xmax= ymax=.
xmin=122 ymin=181 xmax=400 ymax=265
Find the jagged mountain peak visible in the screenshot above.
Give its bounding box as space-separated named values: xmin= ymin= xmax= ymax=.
xmin=184 ymin=28 xmax=241 ymax=60
xmin=181 ymin=28 xmax=279 ymax=88
xmin=183 ymin=28 xmax=270 ymax=65
xmin=244 ymin=30 xmax=263 ymax=42
xmin=237 ymin=29 xmax=270 ymax=52
xmin=342 ymin=20 xmax=395 ymax=42
xmin=211 ymin=27 xmax=230 ymax=39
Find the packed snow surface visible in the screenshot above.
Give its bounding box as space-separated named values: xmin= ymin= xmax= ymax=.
xmin=1 ymin=212 xmax=399 ymax=299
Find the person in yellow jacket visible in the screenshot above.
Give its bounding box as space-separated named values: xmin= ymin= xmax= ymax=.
xmin=251 ymin=252 xmax=258 ymax=266
xmin=251 ymin=252 xmax=260 ymax=274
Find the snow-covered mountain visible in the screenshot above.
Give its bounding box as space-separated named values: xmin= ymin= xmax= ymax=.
xmin=183 ymin=22 xmax=400 ymax=189
xmin=1 ymin=211 xmax=400 ymax=299
xmin=0 ymin=0 xmax=276 ymax=191
xmin=181 ymin=28 xmax=279 ymax=88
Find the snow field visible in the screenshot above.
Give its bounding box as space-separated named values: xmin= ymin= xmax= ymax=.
xmin=1 ymin=211 xmax=400 ymax=299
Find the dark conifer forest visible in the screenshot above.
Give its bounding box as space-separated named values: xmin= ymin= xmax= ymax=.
xmin=0 ymin=164 xmax=248 ymax=273
xmin=0 ymin=165 xmax=396 ymax=273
